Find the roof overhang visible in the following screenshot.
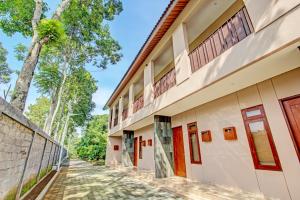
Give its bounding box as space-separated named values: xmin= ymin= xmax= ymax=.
xmin=105 ymin=0 xmax=189 ymax=108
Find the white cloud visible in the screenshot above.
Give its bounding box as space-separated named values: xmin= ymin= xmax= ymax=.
xmin=92 ymin=87 xmax=113 ymax=115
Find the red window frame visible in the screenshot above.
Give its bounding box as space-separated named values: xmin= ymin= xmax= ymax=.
xmin=139 ymin=136 xmax=143 ymax=159
xmin=241 ymin=105 xmax=282 ymax=171
xmin=187 ymin=122 xmax=202 ymax=164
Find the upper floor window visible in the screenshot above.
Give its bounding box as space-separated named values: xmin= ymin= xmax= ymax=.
xmin=109 ymin=109 xmax=113 ymax=129
xmin=187 ymin=122 xmax=201 ymax=164
xmin=133 ymin=75 xmax=144 ymax=113
xmin=187 ymin=2 xmax=253 ymax=73
xmin=153 ymin=40 xmax=176 ymax=98
xmin=241 ymin=105 xmax=282 ymax=171
xmin=114 ymin=104 xmax=119 ymax=127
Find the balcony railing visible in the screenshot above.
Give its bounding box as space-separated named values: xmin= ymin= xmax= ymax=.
xmin=133 ymin=95 xmax=144 ymax=113
xmin=122 ymin=108 xmax=128 ymax=120
xmin=154 ymin=68 xmax=176 ymax=98
xmin=189 ymin=7 xmax=253 ymax=73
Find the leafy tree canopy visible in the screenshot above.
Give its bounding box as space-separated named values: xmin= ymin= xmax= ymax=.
xmin=76 ymin=114 xmax=108 ymax=161
xmin=0 ymin=0 xmax=48 ymax=37
xmin=25 ymin=96 xmax=50 ymax=128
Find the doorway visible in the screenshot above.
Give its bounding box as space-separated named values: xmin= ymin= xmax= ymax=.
xmin=172 ymin=126 xmax=187 ymax=177
xmin=282 ymin=96 xmax=300 ymax=160
xmin=133 ymin=137 xmax=138 ymax=167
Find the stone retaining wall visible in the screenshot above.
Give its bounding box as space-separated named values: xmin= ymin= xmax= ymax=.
xmin=0 ymin=98 xmax=66 ymax=200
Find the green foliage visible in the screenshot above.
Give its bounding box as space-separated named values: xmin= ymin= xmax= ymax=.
xmin=62 ymin=0 xmax=123 ymax=68
xmin=25 ymin=96 xmax=50 ymax=128
xmin=37 ymin=19 xmax=65 ymax=44
xmin=76 ymin=115 xmax=108 ymax=161
xmin=21 ymin=176 xmax=37 ymax=196
xmin=14 ymin=43 xmax=27 ymax=61
xmin=65 ymin=67 xmax=97 ymax=127
xmin=39 ymin=168 xmax=48 ymax=179
xmin=0 ymin=42 xmax=11 ymax=84
xmin=0 ymin=0 xmax=48 ymax=37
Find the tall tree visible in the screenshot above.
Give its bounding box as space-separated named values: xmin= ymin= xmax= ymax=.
xmin=0 ymin=0 xmax=122 ymax=111
xmin=25 ymin=96 xmax=50 ymax=128
xmin=76 ymin=114 xmax=108 ymax=161
xmin=0 ymin=42 xmax=11 ymax=84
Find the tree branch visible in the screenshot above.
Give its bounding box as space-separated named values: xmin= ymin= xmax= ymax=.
xmin=52 ymin=0 xmax=72 ymax=20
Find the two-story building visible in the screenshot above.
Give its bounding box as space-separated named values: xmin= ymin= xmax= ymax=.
xmin=105 ymin=0 xmax=300 ymax=199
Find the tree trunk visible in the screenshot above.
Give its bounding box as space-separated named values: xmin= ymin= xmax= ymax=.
xmin=57 ymin=100 xmax=72 ymax=170
xmin=10 ymin=41 xmax=43 ymax=111
xmin=53 ymin=100 xmax=66 ymax=140
xmin=44 ymin=64 xmax=67 ymax=134
xmin=43 ymin=88 xmax=59 ymax=132
xmin=10 ymin=0 xmax=71 ymax=111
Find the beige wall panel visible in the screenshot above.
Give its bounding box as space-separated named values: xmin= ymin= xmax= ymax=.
xmin=244 ymin=0 xmax=300 ymax=32
xmin=144 ymin=64 xmax=154 ymax=106
xmin=105 ymin=136 xmax=122 ymax=166
xmin=172 ymin=23 xmax=191 ymax=85
xmin=237 ymin=85 xmax=262 ymax=109
xmin=173 ymin=94 xmax=259 ymax=192
xmin=272 ymin=67 xmax=300 ymax=99
xmin=256 ymin=170 xmax=291 ymax=200
xmin=258 ymin=80 xmax=300 ymax=200
xmin=196 ymin=94 xmax=259 ymax=192
xmin=134 ymin=125 xmax=155 ymax=171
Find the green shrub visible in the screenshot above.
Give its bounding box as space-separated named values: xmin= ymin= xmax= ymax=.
xmin=21 ymin=176 xmax=37 ymax=196
xmin=37 ymin=19 xmax=65 ymax=43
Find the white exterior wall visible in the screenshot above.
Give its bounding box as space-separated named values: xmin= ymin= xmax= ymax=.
xmin=172 ymin=67 xmax=300 ymax=199
xmin=105 ymin=136 xmax=122 ymax=166
xmin=134 ymin=125 xmax=155 ymax=171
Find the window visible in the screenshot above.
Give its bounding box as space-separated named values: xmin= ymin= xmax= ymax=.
xmin=187 ymin=122 xmax=201 ymax=164
xmin=139 ymin=136 xmax=143 ymax=159
xmin=242 ymin=105 xmax=282 ymax=171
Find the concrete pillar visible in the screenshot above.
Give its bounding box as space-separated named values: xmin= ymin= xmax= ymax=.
xmin=128 ymin=84 xmax=134 ymax=116
xmin=172 ymin=23 xmax=191 ymax=84
xmin=154 ymin=115 xmax=174 ymax=178
xmin=144 ymin=61 xmax=154 ymax=106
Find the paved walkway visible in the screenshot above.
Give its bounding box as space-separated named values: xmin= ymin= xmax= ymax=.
xmin=44 ymin=160 xmax=267 ymax=200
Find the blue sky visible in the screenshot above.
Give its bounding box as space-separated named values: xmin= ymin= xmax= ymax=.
xmin=0 ymin=0 xmax=170 ymax=114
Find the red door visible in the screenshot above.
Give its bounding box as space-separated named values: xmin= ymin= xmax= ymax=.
xmin=133 ymin=137 xmax=138 ymax=167
xmin=173 ymin=126 xmax=187 ymax=177
xmin=283 ymin=97 xmax=300 ymax=160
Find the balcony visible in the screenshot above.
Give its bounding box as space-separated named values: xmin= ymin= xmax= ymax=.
xmin=154 ymin=68 xmax=176 ymax=98
xmin=189 ymin=7 xmax=253 ymax=73
xmin=133 ymin=95 xmax=144 ymax=113
xmin=122 ymin=108 xmax=128 ymax=120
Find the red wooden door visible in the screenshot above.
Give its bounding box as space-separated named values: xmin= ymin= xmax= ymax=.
xmin=283 ymin=97 xmax=300 ymax=159
xmin=133 ymin=137 xmax=138 ymax=167
xmin=173 ymin=126 xmax=187 ymax=177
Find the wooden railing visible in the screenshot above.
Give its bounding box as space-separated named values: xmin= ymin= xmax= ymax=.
xmin=122 ymin=108 xmax=128 ymax=120
xmin=189 ymin=7 xmax=253 ymax=73
xmin=133 ymin=95 xmax=144 ymax=113
xmin=154 ymin=68 xmax=176 ymax=98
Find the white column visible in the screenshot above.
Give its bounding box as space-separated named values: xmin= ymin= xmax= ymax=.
xmin=128 ymin=84 xmax=134 ymax=116
xmin=172 ymin=23 xmax=191 ymax=84
xmin=144 ymin=61 xmax=154 ymax=106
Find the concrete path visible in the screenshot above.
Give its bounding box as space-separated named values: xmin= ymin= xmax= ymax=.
xmin=44 ymin=160 xmax=266 ymax=200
